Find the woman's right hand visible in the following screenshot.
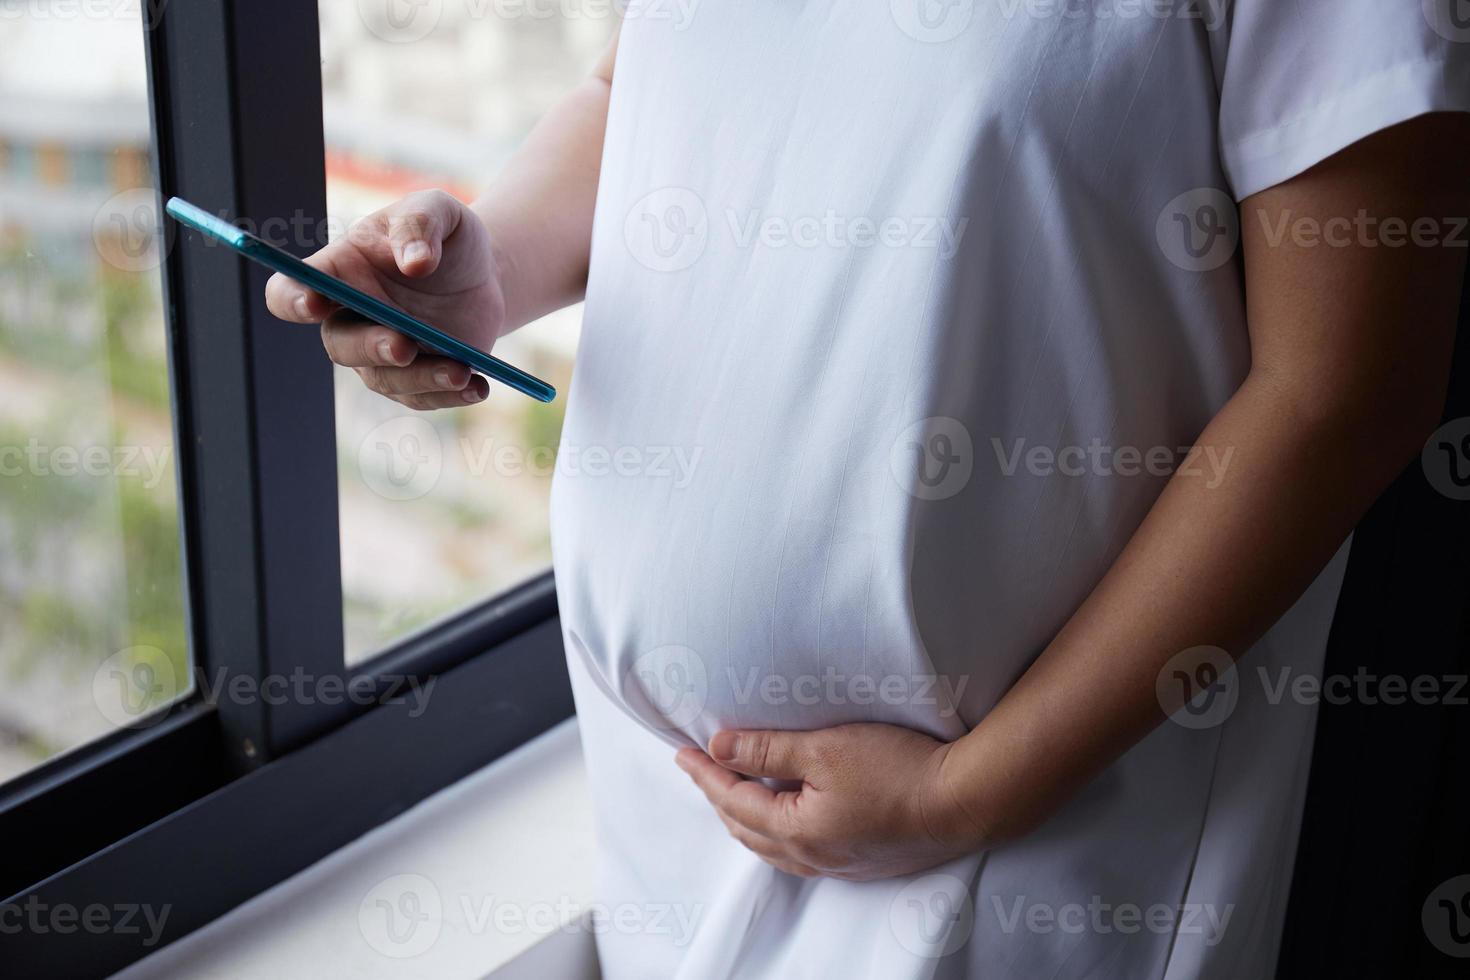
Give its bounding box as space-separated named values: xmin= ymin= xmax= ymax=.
xmin=264 ymin=189 xmax=509 ymax=410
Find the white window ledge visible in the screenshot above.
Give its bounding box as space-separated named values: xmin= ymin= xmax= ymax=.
xmin=114 ymin=718 xmax=598 ymax=980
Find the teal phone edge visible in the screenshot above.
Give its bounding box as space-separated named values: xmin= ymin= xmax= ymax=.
xmin=163 ymin=196 xmax=556 ymax=404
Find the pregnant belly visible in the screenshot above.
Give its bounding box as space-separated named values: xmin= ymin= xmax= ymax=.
xmin=565 ymin=627 xmax=973 ymax=752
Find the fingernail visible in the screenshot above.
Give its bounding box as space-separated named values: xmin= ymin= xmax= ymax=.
xmin=377 ymin=339 xmax=396 ymax=364
xmin=294 ymin=295 xmax=311 ymax=319
xmin=462 ymin=385 xmax=485 ymax=404
xmin=710 ymin=732 xmax=740 ymax=762
xmin=433 ymin=369 xmax=451 ymax=389
xmin=403 ymin=241 xmax=430 ymax=265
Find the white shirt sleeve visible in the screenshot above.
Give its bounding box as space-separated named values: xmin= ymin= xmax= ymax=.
xmin=1210 ymin=0 xmax=1470 ymax=200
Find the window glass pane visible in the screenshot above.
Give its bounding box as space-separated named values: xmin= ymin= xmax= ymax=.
xmin=0 ymin=3 xmax=190 ymax=781
xmin=322 ymin=4 xmax=612 ymax=664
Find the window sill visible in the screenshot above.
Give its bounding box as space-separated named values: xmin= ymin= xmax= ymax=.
xmin=114 ymin=718 xmax=596 ymax=979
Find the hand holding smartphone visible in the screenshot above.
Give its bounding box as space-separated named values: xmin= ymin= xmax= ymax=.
xmin=164 ymin=196 xmax=556 ymax=403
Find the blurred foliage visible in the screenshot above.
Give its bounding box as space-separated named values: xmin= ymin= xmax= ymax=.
xmin=521 ymin=395 xmax=565 ymax=460
xmin=0 ymin=247 xmax=186 ymax=747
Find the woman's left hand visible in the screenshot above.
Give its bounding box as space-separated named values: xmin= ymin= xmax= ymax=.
xmin=674 ymin=724 xmax=987 ymax=881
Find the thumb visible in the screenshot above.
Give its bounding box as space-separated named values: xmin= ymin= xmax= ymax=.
xmin=709 ymin=729 xmax=815 ymax=780
xmin=384 ymin=190 xmax=461 ymax=277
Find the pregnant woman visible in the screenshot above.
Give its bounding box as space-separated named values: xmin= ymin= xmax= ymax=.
xmin=268 ymin=3 xmax=1470 ymax=976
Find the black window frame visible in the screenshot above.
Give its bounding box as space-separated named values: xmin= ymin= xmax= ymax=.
xmin=0 ymin=4 xmax=572 ymax=975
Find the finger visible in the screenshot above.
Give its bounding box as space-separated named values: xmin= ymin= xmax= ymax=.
xmin=321 ymin=312 xmax=418 ymax=368
xmin=713 ymin=812 xmax=820 ymax=879
xmin=356 ymin=357 xmax=474 ymax=397
xmin=677 ymin=748 xmax=794 ymax=840
xmin=676 ymin=748 xmax=743 ymax=795
xmin=383 ymin=190 xmax=463 ymax=278
xmin=709 ymin=729 xmax=816 ymax=781
xmin=388 ymin=377 xmax=489 ymax=411
xmin=264 ymin=251 xmax=343 ymax=323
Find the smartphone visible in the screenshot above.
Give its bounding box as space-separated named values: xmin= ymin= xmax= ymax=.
xmin=163 ymin=196 xmax=555 ymax=403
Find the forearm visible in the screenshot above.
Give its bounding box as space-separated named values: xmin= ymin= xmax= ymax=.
xmin=472 ymin=37 xmax=617 ymax=333
xmin=932 ymin=116 xmax=1470 ymax=850
xmin=937 ymin=377 xmax=1434 ymax=845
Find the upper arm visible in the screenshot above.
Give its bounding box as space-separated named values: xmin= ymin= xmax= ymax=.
xmin=591 ymin=17 xmax=621 ymax=86
xmin=1238 ymin=112 xmax=1470 ymax=441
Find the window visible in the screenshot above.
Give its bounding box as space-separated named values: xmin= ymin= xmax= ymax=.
xmin=0 ymin=2 xmax=189 ymax=784
xmin=1 ymin=4 xmax=575 ymax=975
xmin=321 ymin=4 xmax=611 ymax=664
